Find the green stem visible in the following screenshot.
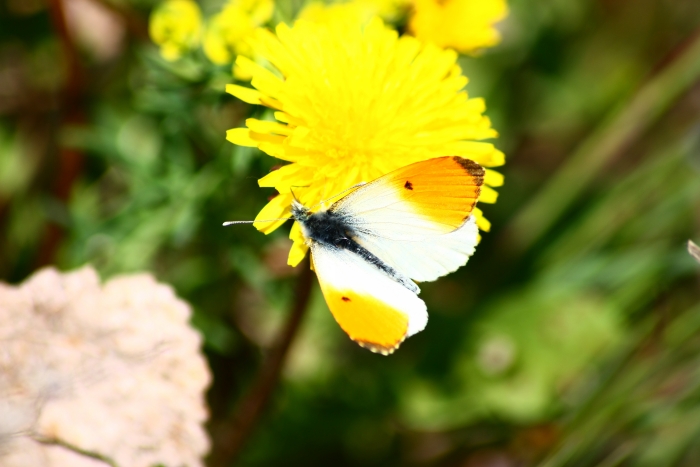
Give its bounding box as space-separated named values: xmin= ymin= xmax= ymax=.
xmin=32 ymin=434 xmax=119 ymax=467
xmin=207 ymin=261 xmax=314 ymax=467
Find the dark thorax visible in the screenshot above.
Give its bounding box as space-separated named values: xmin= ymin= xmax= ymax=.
xmin=291 ymin=201 xmax=418 ymax=293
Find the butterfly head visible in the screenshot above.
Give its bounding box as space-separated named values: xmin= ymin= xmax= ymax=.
xmin=291 ymin=200 xmax=311 ymax=222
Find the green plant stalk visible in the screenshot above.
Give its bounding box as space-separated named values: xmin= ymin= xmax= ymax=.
xmin=537 ymin=304 xmax=700 ymax=467
xmin=32 ymin=435 xmax=119 ymax=467
xmin=507 ymin=31 xmax=700 ymax=252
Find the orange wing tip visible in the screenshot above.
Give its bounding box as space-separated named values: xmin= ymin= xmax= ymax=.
xmin=356 ymin=335 xmax=407 ymax=355
xmin=451 ymin=156 xmax=485 ymax=221
xmin=452 ymin=156 xmax=485 ymax=185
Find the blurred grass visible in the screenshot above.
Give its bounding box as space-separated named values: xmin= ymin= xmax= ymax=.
xmin=507 ymin=31 xmax=700 ymax=252
xmin=0 ymin=0 xmax=699 ymax=466
xmin=538 ymin=302 xmax=700 ymax=467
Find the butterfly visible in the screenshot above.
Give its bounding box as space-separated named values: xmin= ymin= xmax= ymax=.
xmin=227 ymin=156 xmax=484 ymax=355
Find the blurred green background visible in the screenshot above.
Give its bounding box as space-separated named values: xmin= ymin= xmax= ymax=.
xmin=1 ymin=0 xmax=700 ymax=466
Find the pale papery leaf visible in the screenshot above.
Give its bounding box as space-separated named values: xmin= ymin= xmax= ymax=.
xmin=689 ymin=240 xmax=700 ymax=264
xmin=0 ymin=266 xmax=211 ymax=467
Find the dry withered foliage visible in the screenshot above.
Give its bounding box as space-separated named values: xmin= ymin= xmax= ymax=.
xmin=689 ymin=240 xmax=700 ymax=264
xmin=0 ymin=266 xmax=211 ymax=467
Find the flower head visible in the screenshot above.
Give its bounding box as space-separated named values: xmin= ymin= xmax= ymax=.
xmin=299 ymin=0 xmax=410 ymax=25
xmin=149 ymin=0 xmax=203 ymax=61
xmin=408 ymin=0 xmax=508 ymax=54
xmin=227 ymin=17 xmax=504 ymax=266
xmin=203 ymin=0 xmax=274 ymax=65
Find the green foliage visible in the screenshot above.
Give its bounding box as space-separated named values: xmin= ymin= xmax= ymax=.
xmin=1 ymin=0 xmax=700 ymax=465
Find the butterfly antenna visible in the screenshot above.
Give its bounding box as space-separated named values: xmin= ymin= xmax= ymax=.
xmin=311 ymin=182 xmax=367 ymax=210
xmin=289 ymin=184 xmax=312 ymax=202
xmin=320 ymin=177 xmax=329 ymax=209
xmin=223 ymin=217 xmax=292 ymax=226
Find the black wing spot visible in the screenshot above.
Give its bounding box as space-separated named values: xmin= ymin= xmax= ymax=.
xmin=404 ymin=181 xmax=413 ymax=190
xmin=341 ymin=296 xmax=351 ymax=302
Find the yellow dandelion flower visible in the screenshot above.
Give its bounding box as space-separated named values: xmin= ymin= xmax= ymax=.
xmin=408 ymin=0 xmax=508 ymax=54
xmin=298 ymin=2 xmax=374 ymax=26
xmin=299 ymin=0 xmax=410 ymax=25
xmin=203 ymin=0 xmax=274 ymax=65
xmin=227 ymin=17 xmax=504 ymax=266
xmin=149 ymin=0 xmax=203 ymax=61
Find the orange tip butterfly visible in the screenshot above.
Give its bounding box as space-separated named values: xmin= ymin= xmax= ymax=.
xmin=225 ymin=156 xmax=485 ymax=355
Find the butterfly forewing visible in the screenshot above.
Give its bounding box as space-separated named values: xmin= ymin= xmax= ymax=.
xmin=329 ymin=156 xmax=484 ymax=282
xmin=332 ymin=156 xmax=484 ymax=239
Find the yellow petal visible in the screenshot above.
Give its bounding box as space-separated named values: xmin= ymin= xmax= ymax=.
xmin=409 ymin=0 xmax=507 ymax=54
xmin=479 ymin=185 xmax=499 ymax=204
xmin=237 ymin=55 xmax=282 ymax=83
xmin=484 ymin=169 xmax=504 ymax=187
xmin=235 ymin=56 xmax=284 ymax=97
xmin=273 ymin=111 xmax=304 ymax=126
xmin=447 ymin=142 xmax=505 ymax=167
xmin=160 ymin=44 xmax=182 ymax=61
xmin=287 ymin=222 xmax=309 ymax=266
xmin=226 ymin=84 xmax=262 ymax=104
xmin=260 ymin=96 xmax=283 ymax=110
xmin=149 ymin=0 xmax=202 ymax=60
xmin=258 ymin=164 xmax=314 ymax=189
xmin=250 ymin=0 xmax=274 ymax=24
xmin=246 ymin=118 xmax=295 ymax=136
xmin=479 ymin=149 xmax=506 ymax=168
xmin=226 ymin=128 xmax=258 ymax=147
xmin=289 ymin=219 xmax=304 ymax=243
xmin=258 ymin=142 xmax=300 ymax=162
xmin=472 ymin=207 xmax=491 ymax=232
xmin=249 ymin=131 xmax=286 ymax=144
xmin=233 ymin=62 xmax=253 ymax=80
xmin=254 ymin=193 xmax=293 ymax=234
xmin=203 ymin=28 xmax=231 ymax=64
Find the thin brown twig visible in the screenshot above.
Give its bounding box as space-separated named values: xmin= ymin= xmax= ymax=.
xmin=47 ymin=0 xmax=82 ymax=104
xmin=207 ymin=261 xmax=315 ymax=466
xmin=37 ymin=0 xmax=85 ymax=268
xmin=31 ymin=434 xmax=120 ymax=467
